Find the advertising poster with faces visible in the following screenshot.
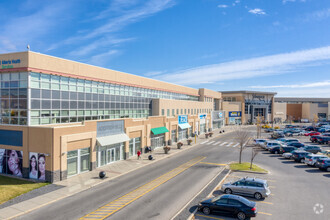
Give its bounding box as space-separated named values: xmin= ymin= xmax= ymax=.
xmin=0 ymin=149 xmax=23 ymax=177
xmin=29 ymin=152 xmax=46 ymax=181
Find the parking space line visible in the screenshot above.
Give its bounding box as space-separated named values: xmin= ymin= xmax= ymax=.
xmin=200 ymin=162 xmax=227 ymax=166
xmin=259 ymin=212 xmax=273 ymax=216
xmin=195 ymin=214 xmax=224 ymax=220
xmin=259 ymin=201 xmax=273 ymax=205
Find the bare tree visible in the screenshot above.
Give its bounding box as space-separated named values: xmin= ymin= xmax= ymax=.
xmin=250 ymin=146 xmax=261 ymax=169
xmin=235 ymin=126 xmax=251 ymax=164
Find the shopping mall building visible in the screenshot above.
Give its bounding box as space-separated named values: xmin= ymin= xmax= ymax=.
xmin=220 ymin=91 xmax=277 ymax=124
xmin=0 ymin=51 xmax=225 ymax=182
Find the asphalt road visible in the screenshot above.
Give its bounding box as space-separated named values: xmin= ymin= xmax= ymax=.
xmin=15 ymin=129 xmax=251 ymax=220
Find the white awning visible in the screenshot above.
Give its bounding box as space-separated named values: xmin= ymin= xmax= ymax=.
xmin=97 ymin=133 xmax=130 ymax=146
xmin=178 ymin=123 xmax=191 ymax=129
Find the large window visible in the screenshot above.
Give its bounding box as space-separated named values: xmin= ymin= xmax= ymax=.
xmin=0 ymin=72 xmax=28 ymax=125
xmin=27 ymin=72 xmax=199 ymax=125
xmin=67 ymin=148 xmax=90 ymax=177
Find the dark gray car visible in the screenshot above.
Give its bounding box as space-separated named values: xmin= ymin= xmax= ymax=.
xmin=221 ymin=177 xmax=271 ymax=200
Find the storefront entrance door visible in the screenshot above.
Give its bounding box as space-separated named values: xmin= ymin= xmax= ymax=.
xmin=106 ymin=148 xmax=115 ymax=164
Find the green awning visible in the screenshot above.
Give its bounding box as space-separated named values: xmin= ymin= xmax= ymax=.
xmin=151 ymin=127 xmax=169 ymax=135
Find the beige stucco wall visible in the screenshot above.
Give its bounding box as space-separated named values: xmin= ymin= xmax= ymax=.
xmin=152 ymin=99 xmax=214 ymax=116
xmin=273 ymin=102 xmax=287 ymax=122
xmin=25 ymin=52 xmax=200 ymax=96
xmin=222 ymin=101 xmax=242 ymax=124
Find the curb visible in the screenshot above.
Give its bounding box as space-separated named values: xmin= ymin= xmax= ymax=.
xmin=187 ymin=169 xmax=231 ymax=220
xmin=231 ymin=170 xmax=268 ymax=175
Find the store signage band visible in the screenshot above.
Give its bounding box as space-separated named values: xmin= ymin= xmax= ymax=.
xmin=178 ymin=115 xmax=188 ymax=124
xmin=1 ymin=59 xmax=21 ymax=69
xmin=229 ymin=111 xmax=241 ymax=117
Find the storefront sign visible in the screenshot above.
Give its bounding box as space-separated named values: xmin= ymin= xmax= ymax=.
xmin=178 ymin=115 xmax=188 ymax=124
xmin=198 ymin=114 xmax=206 ymax=124
xmin=229 ymin=111 xmax=241 ymax=117
xmin=1 ymin=59 xmax=21 ymax=69
xmin=219 ymin=112 xmax=223 ymax=118
xmin=0 ymin=130 xmax=23 ymax=146
xmin=97 ymin=120 xmax=124 ymax=137
xmin=252 ymin=94 xmax=265 ymax=100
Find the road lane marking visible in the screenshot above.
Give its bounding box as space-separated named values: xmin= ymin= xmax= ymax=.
xmin=200 ymin=162 xmax=227 ymax=166
xmin=259 ymin=212 xmax=272 ymax=216
xmin=207 ymin=141 xmax=215 ymax=145
xmin=195 ymin=214 xmax=224 ymax=220
xmin=201 ymin=141 xmax=209 ymax=144
xmin=220 ymin=142 xmax=227 ymax=146
xmin=226 ymin=142 xmax=233 ymax=147
xmin=213 ymin=141 xmax=221 ymax=145
xmin=80 ymin=156 xmax=206 ymax=220
xmin=232 ymin=143 xmax=239 ymax=148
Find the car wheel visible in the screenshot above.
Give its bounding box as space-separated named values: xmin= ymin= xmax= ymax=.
xmin=300 ymin=158 xmax=304 ymax=163
xmin=225 ymin=188 xmax=232 ymax=194
xmin=327 ymin=167 xmax=330 ymax=172
xmin=202 ymin=207 xmax=211 ymax=215
xmin=275 ymin=150 xmax=279 ymax=154
xmin=254 ymin=192 xmax=262 ymax=200
xmin=237 ymin=211 xmax=246 ymax=220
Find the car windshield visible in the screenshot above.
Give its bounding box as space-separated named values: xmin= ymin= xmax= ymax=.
xmin=211 ymin=196 xmax=222 ymax=203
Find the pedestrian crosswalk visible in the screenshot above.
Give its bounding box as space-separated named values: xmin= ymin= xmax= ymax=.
xmin=201 ymin=140 xmax=243 ymax=148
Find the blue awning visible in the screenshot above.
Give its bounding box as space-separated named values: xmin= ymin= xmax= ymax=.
xmin=178 ymin=123 xmax=191 ymax=129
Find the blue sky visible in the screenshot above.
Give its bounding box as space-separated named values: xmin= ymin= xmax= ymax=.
xmin=1 ymin=0 xmax=330 ymax=97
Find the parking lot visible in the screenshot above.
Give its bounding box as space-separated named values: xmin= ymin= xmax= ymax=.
xmin=193 ymin=127 xmax=330 ymax=220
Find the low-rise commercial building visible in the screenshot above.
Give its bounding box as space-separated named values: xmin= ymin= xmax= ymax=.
xmin=274 ymin=97 xmax=330 ymax=122
xmin=220 ymin=91 xmax=277 ymax=124
xmin=0 ymin=51 xmax=224 ymax=182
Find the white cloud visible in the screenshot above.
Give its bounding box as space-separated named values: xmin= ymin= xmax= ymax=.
xmin=276 ymin=88 xmax=330 ymax=98
xmin=249 ymin=80 xmax=330 ymax=89
xmin=0 ymin=2 xmax=72 ymax=53
xmin=143 ymin=71 xmax=165 ymax=77
xmin=248 ymin=8 xmax=266 ymax=15
xmin=88 ymin=50 xmax=120 ymax=67
xmin=305 ymin=8 xmax=330 ymax=21
xmin=283 ymin=0 xmax=306 ymax=4
xmin=47 ymin=0 xmax=175 ymax=60
xmin=153 ymin=46 xmax=330 ymax=86
xmin=218 ymin=5 xmax=228 ymax=8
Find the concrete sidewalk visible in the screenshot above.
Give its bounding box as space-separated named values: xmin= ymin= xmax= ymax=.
xmin=0 ymin=126 xmax=242 ymax=220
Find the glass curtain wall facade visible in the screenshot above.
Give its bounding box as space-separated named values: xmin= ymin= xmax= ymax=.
xmin=0 ymin=72 xmax=28 ymax=125
xmin=0 ymin=71 xmax=198 ymax=125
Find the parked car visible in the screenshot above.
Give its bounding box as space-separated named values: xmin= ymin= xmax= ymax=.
xmin=254 ymin=139 xmax=267 ymax=147
xmin=265 ymin=142 xmax=284 ymax=151
xmin=304 ymin=154 xmax=328 ymax=166
xmin=302 ymin=145 xmax=322 ymax=154
xmin=317 ymin=150 xmax=330 ymax=157
xmin=285 ymin=129 xmax=302 ymax=137
xmin=198 ymin=194 xmax=257 ymax=220
xmin=291 ymin=151 xmax=311 ymax=163
xmin=286 ymin=142 xmax=305 ymax=148
xmin=221 ymin=177 xmax=271 ymax=200
xmin=265 ymin=128 xmax=274 ymax=133
xmin=269 ymin=146 xmax=282 ymax=154
xmin=317 ymin=133 xmax=330 ymax=144
xmin=304 ymin=131 xmax=320 ymax=136
xmin=271 ymin=131 xmax=284 ymax=139
xmin=310 ymin=135 xmax=321 ymax=143
xmin=305 ymin=126 xmax=316 ymax=131
xmin=315 ymin=158 xmax=330 ymax=171
xmin=280 ymin=146 xmax=297 ymax=154
xmin=283 ymin=152 xmax=294 ymax=159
